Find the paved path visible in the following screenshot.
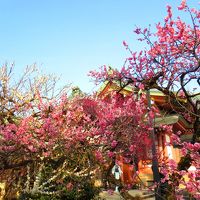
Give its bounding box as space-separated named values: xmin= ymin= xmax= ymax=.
xmin=99 ymin=190 xmax=155 ymax=200
xmin=99 ymin=191 xmax=123 ymax=200
xmin=128 ymin=190 xmax=155 ymax=199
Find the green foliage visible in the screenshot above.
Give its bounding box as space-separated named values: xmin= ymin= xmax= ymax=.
xmin=19 ymin=180 xmax=100 ymax=200
xmin=18 ymin=161 xmax=100 ymax=200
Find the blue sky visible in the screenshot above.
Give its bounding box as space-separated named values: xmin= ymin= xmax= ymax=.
xmin=0 ymin=0 xmax=198 ymax=93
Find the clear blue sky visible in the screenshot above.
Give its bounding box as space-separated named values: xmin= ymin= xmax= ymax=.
xmin=0 ymin=0 xmax=198 ymax=93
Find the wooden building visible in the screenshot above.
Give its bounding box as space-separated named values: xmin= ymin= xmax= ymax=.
xmin=98 ymin=80 xmax=193 ymax=187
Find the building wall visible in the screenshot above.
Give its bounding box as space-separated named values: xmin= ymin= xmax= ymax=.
xmin=120 ymin=131 xmax=182 ymax=187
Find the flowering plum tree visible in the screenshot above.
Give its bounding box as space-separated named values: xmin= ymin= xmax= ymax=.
xmin=0 ymin=63 xmax=154 ymax=199
xmin=0 ymin=65 xmax=101 ymax=199
xmin=0 ymin=64 xmax=150 ymax=198
xmin=90 ymin=0 xmax=200 ymax=199
xmin=82 ymin=92 xmax=152 ymax=160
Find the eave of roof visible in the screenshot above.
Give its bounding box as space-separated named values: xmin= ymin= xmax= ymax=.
xmin=98 ymin=81 xmax=194 ymax=129
xmin=154 ymin=114 xmax=193 ymax=129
